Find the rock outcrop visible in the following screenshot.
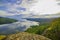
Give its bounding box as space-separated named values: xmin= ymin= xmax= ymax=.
xmin=5 ymin=32 xmax=51 ymax=40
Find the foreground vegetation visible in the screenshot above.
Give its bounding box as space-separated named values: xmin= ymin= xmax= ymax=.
xmin=0 ymin=17 xmax=17 ymax=25
xmin=0 ymin=35 xmax=6 ymax=40
xmin=25 ymin=24 xmax=50 ymax=35
xmin=42 ymin=18 xmax=60 ymax=40
xmin=26 ymin=18 xmax=60 ymax=40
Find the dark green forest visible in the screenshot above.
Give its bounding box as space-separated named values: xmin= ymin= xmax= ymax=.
xmin=0 ymin=17 xmax=17 ymax=25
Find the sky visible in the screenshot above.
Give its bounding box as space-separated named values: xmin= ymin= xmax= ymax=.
xmin=30 ymin=0 xmax=60 ymax=15
xmin=0 ymin=0 xmax=60 ymax=16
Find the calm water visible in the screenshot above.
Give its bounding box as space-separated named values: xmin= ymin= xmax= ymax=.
xmin=0 ymin=19 xmax=39 ymax=34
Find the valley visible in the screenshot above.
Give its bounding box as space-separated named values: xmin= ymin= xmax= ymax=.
xmin=0 ymin=17 xmax=60 ymax=40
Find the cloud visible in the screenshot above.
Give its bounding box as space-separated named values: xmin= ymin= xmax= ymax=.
xmin=0 ymin=0 xmax=25 ymax=15
xmin=0 ymin=0 xmax=60 ymax=16
xmin=0 ymin=0 xmax=38 ymax=15
xmin=0 ymin=10 xmax=15 ymax=17
xmin=29 ymin=0 xmax=60 ymax=15
xmin=6 ymin=3 xmax=26 ymax=14
xmin=0 ymin=0 xmax=34 ymax=16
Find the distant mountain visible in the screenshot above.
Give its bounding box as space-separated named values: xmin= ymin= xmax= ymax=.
xmin=5 ymin=14 xmax=60 ymax=24
xmin=6 ymin=13 xmax=60 ymax=20
xmin=0 ymin=17 xmax=17 ymax=25
xmin=25 ymin=18 xmax=55 ymax=24
xmin=6 ymin=14 xmax=33 ymax=19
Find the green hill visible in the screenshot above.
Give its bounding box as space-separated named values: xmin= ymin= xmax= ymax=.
xmin=42 ymin=18 xmax=60 ymax=40
xmin=26 ymin=17 xmax=60 ymax=40
xmin=0 ymin=17 xmax=17 ymax=25
xmin=25 ymin=24 xmax=49 ymax=35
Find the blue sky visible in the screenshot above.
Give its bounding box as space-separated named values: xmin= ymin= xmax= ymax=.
xmin=0 ymin=0 xmax=60 ymax=16
xmin=0 ymin=0 xmax=24 ymax=11
xmin=0 ymin=0 xmax=27 ymax=16
xmin=0 ymin=0 xmax=22 ymax=4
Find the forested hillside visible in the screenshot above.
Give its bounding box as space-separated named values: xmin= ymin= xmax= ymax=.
xmin=25 ymin=24 xmax=49 ymax=35
xmin=0 ymin=17 xmax=17 ymax=25
xmin=26 ymin=17 xmax=60 ymax=40
xmin=42 ymin=18 xmax=60 ymax=40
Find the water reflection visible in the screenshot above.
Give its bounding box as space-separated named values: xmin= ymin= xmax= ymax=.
xmin=0 ymin=19 xmax=39 ymax=34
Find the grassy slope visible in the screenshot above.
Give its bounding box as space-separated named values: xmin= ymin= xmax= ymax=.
xmin=25 ymin=24 xmax=50 ymax=35
xmin=0 ymin=35 xmax=6 ymax=40
xmin=0 ymin=17 xmax=17 ymax=25
xmin=26 ymin=17 xmax=60 ymax=40
xmin=42 ymin=18 xmax=60 ymax=40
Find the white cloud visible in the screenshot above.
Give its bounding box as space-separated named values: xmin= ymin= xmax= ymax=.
xmin=3 ymin=0 xmax=38 ymax=15
xmin=5 ymin=3 xmax=27 ymax=14
xmin=0 ymin=10 xmax=15 ymax=17
xmin=29 ymin=0 xmax=60 ymax=15
xmin=0 ymin=0 xmax=60 ymax=16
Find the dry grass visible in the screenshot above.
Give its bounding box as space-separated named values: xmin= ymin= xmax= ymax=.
xmin=5 ymin=32 xmax=51 ymax=40
xmin=0 ymin=35 xmax=6 ymax=40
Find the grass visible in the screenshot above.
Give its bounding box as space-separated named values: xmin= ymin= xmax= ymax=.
xmin=0 ymin=35 xmax=6 ymax=40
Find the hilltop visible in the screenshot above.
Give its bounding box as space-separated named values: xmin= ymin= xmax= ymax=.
xmin=4 ymin=32 xmax=51 ymax=40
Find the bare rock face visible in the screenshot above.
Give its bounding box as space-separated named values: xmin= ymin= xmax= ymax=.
xmin=5 ymin=32 xmax=51 ymax=40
